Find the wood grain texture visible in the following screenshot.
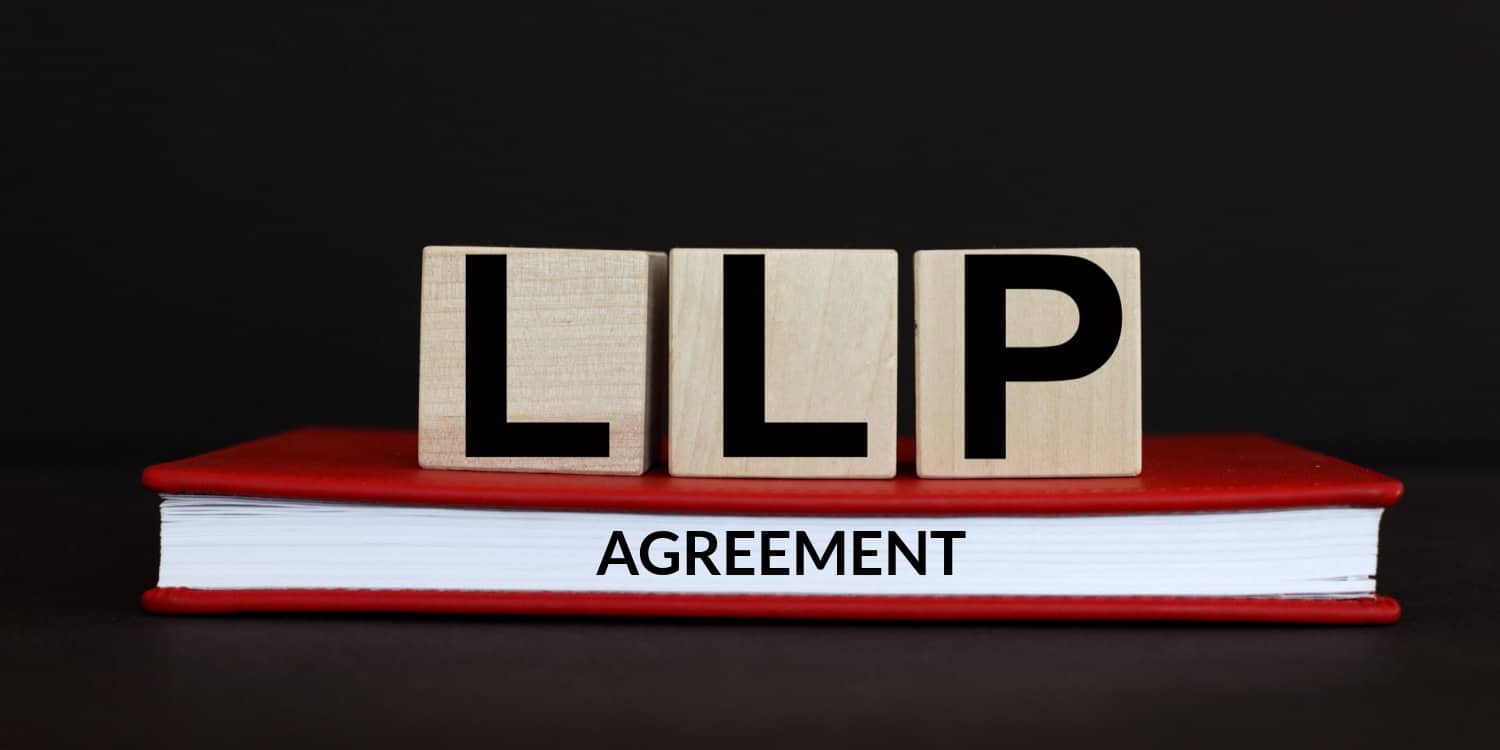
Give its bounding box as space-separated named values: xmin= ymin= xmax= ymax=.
xmin=419 ymin=247 xmax=666 ymax=475
xmin=669 ymin=249 xmax=898 ymax=478
xmin=915 ymin=248 xmax=1141 ymax=478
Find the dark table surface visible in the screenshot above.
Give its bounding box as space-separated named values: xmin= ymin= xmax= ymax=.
xmin=5 ymin=451 xmax=1497 ymax=748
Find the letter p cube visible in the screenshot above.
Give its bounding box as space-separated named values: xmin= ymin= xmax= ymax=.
xmin=915 ymin=248 xmax=1141 ymax=477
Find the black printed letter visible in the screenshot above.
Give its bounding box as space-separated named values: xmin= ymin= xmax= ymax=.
xmin=466 ymin=254 xmax=610 ymax=457
xmin=931 ymin=531 xmax=966 ymax=575
xmin=964 ymin=254 xmax=1122 ymax=459
xmin=722 ymin=254 xmax=866 ymax=457
xmin=641 ymin=531 xmax=680 ymax=575
xmin=597 ymin=531 xmax=639 ymax=575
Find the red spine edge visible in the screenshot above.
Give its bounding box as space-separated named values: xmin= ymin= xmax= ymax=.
xmin=142 ymin=588 xmax=1400 ymax=624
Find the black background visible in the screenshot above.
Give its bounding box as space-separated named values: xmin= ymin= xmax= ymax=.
xmin=7 ymin=2 xmax=1498 ymax=467
xmin=6 ymin=4 xmax=1500 ymax=747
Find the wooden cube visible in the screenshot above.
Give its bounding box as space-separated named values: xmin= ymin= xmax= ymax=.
xmin=668 ymin=249 xmax=898 ymax=478
xmin=419 ymin=246 xmax=667 ymax=475
xmin=915 ymin=248 xmax=1141 ymax=477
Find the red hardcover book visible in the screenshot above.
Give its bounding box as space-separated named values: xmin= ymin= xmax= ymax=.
xmin=141 ymin=428 xmax=1401 ymax=623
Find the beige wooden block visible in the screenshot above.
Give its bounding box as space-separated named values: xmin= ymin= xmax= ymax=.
xmin=419 ymin=246 xmax=667 ymax=475
xmin=915 ymin=248 xmax=1141 ymax=477
xmin=669 ymin=249 xmax=898 ymax=478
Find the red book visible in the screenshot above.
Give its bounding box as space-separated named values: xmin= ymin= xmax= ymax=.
xmin=141 ymin=428 xmax=1401 ymax=623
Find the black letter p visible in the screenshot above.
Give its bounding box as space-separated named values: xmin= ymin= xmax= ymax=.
xmin=963 ymin=254 xmax=1123 ymax=460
